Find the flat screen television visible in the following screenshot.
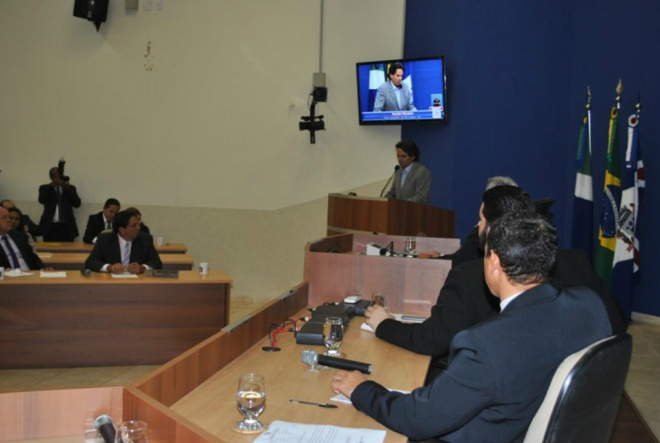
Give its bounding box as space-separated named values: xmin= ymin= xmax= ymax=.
xmin=356 ymin=56 xmax=447 ymax=125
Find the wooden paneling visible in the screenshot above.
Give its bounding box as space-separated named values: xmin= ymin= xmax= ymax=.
xmin=0 ymin=387 xmax=123 ymax=442
xmin=304 ymin=235 xmax=457 ymax=315
xmin=0 ymin=271 xmax=231 ymax=368
xmin=327 ymin=193 xmax=455 ymax=237
xmin=134 ymin=283 xmax=309 ymax=407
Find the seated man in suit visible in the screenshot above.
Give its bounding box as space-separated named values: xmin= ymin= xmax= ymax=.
xmin=0 ymin=207 xmax=46 ymax=270
xmin=1 ymin=199 xmax=41 ymax=240
xmin=332 ymin=211 xmax=612 ymax=443
xmin=82 ymin=198 xmax=121 ymax=244
xmin=366 ymin=185 xmax=627 ymax=371
xmin=384 ymin=140 xmax=431 ymax=204
xmin=84 ymin=210 xmax=162 ymax=274
xmin=420 ymin=176 xmax=518 ymax=265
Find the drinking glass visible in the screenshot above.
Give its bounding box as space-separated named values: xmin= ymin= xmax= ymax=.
xmin=403 ymin=236 xmax=417 ymax=255
xmin=323 ymin=316 xmax=344 ymax=357
xmin=115 ymin=420 xmax=150 ymax=443
xmin=235 ymin=373 xmax=266 ymax=433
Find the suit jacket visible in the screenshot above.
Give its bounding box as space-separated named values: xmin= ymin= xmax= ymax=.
xmin=373 ymin=81 xmax=416 ymax=112
xmin=82 ymin=212 xmax=111 ymax=244
xmin=38 ymin=183 xmax=82 ymax=238
xmin=84 ymin=231 xmax=162 ymax=271
xmin=385 ymin=162 xmax=431 ymax=204
xmin=376 ymin=249 xmax=627 ymax=360
xmin=442 ymin=225 xmax=481 ymax=266
xmin=352 ymin=283 xmax=612 ymax=443
xmin=0 ymin=230 xmax=45 ymax=270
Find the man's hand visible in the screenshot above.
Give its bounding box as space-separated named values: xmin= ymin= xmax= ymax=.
xmin=127 ymin=262 xmax=145 ymax=274
xmin=331 ymin=370 xmax=367 ymax=399
xmin=365 ymin=305 xmax=394 ymax=331
xmin=108 ymin=263 xmax=125 ymax=274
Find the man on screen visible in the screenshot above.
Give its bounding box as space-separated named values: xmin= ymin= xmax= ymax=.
xmin=373 ymin=62 xmax=416 ymax=112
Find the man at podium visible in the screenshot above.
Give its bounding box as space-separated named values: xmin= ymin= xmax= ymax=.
xmin=384 ymin=140 xmax=431 ymax=204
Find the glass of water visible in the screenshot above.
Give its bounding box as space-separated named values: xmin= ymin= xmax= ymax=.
xmin=235 ymin=373 xmax=266 ymax=433
xmin=323 ymin=317 xmax=344 ymax=357
xmin=403 ymin=236 xmax=417 ymax=256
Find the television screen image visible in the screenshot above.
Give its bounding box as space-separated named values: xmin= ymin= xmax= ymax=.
xmin=356 ymin=56 xmax=447 ymax=125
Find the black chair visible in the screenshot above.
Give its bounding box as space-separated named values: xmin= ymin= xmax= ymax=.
xmin=523 ymin=333 xmax=633 ymax=443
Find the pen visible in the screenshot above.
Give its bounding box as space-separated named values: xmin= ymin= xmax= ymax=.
xmin=289 ymin=399 xmax=338 ymax=408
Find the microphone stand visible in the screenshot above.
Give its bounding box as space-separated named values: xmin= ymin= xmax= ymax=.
xmin=379 ymin=166 xmax=400 ymax=198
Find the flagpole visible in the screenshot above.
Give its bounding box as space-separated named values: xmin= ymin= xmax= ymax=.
xmin=587 ymin=85 xmax=592 ymax=156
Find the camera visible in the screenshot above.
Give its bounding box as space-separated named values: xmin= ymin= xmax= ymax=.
xmin=58 ymin=158 xmax=70 ymax=182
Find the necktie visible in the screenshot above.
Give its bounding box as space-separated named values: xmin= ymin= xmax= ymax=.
xmin=2 ymin=236 xmax=21 ymax=269
xmin=106 ymin=220 xmax=111 ymax=229
xmin=55 ymin=186 xmax=63 ymax=221
xmin=122 ymin=242 xmax=131 ymax=266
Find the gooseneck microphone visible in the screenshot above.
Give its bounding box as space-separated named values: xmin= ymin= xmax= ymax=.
xmin=93 ymin=414 xmax=116 ymax=443
xmin=301 ymin=350 xmax=372 ymax=374
xmin=379 ymin=165 xmax=400 ymax=198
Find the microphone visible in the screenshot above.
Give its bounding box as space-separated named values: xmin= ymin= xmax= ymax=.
xmin=80 ymin=268 xmax=92 ymax=276
xmin=379 ymin=165 xmax=400 ymax=198
xmin=301 ymin=350 xmax=372 ymax=374
xmin=93 ymin=414 xmax=116 ymax=443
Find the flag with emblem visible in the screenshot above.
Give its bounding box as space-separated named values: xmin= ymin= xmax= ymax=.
xmin=570 ymin=88 xmax=594 ymax=258
xmin=611 ymin=102 xmax=645 ymax=319
xmin=595 ymin=80 xmax=623 ymax=287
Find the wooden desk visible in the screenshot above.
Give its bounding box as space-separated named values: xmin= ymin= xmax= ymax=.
xmin=305 ymin=233 xmax=459 ymax=315
xmin=35 ymin=241 xmax=188 ymax=254
xmin=0 ymin=270 xmax=232 ymax=369
xmin=39 ymin=253 xmax=194 ymax=271
xmin=170 ymin=313 xmax=430 ymax=443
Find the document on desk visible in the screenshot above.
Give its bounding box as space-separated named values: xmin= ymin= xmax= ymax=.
xmin=111 ymin=273 xmax=138 ymax=278
xmin=4 ymin=270 xmax=34 ymax=277
xmin=37 ymin=253 xmax=53 ymax=258
xmin=40 ymin=271 xmax=67 ymax=278
xmin=361 ymin=313 xmax=427 ymax=332
xmin=254 ymin=420 xmax=386 ymax=443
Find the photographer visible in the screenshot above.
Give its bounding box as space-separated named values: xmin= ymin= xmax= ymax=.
xmin=38 ymin=162 xmax=82 ymax=242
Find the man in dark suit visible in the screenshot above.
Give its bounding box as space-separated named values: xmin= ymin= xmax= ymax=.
xmin=366 ymin=186 xmax=627 ymax=367
xmin=332 ymin=211 xmax=612 ymax=443
xmin=84 ymin=210 xmax=162 ymax=274
xmin=38 ymin=167 xmax=82 ymax=242
xmin=0 ymin=207 xmax=45 ymax=270
xmin=384 ymin=140 xmax=431 ymax=204
xmin=82 ymin=198 xmax=121 ymax=244
xmin=1 ymin=199 xmax=41 ymax=239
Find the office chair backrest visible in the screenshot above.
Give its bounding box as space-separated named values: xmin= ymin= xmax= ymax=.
xmin=523 ymin=333 xmax=632 ymax=443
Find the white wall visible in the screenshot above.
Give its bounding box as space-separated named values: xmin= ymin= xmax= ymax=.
xmin=1 ymin=0 xmax=406 ymax=300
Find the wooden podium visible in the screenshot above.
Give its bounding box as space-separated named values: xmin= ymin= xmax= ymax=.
xmin=327 ymin=193 xmax=455 ymax=238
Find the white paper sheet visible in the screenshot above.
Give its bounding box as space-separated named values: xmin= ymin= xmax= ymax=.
xmin=253 ymin=420 xmax=386 ymax=443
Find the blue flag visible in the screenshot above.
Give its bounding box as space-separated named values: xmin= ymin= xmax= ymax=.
xmin=611 ymin=110 xmax=645 ymax=319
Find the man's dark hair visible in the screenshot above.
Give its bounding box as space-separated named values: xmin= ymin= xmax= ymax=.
xmin=486 ymin=211 xmax=558 ymax=285
xmin=395 ymin=140 xmax=421 ymax=162
xmin=482 ymin=185 xmax=534 ymax=225
xmin=112 ymin=210 xmax=134 ymax=233
xmin=104 ymin=198 xmax=120 ymax=209
xmin=124 ymin=206 xmax=142 ymax=217
xmin=388 ymin=62 xmax=404 ymax=76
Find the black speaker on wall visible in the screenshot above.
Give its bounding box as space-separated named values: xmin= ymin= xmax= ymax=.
xmin=73 ymin=0 xmax=109 ymax=31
